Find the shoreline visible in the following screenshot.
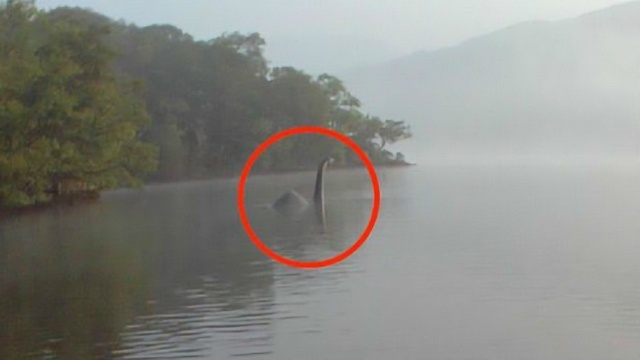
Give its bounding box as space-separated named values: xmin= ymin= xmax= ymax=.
xmin=0 ymin=191 xmax=101 ymax=219
xmin=146 ymin=160 xmax=415 ymax=182
xmin=0 ymin=162 xmax=416 ymax=217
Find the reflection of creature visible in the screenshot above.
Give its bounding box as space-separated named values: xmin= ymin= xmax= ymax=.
xmin=272 ymin=157 xmax=334 ymax=219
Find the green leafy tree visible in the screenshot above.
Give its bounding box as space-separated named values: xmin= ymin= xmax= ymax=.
xmin=0 ymin=0 xmax=47 ymax=207
xmin=378 ymin=119 xmax=411 ymax=150
xmin=36 ymin=16 xmax=157 ymax=187
xmin=349 ymin=116 xmax=411 ymax=163
xmin=0 ymin=2 xmax=157 ymax=208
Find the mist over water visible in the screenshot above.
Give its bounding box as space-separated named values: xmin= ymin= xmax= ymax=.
xmin=2 ymin=163 xmax=640 ymax=359
xmin=2 ymin=1 xmax=640 ymax=359
xmin=344 ymin=2 xmax=640 ymax=162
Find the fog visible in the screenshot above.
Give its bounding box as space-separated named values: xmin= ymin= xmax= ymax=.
xmin=38 ymin=0 xmax=629 ymax=72
xmin=35 ymin=0 xmax=640 ymax=163
xmin=344 ymin=1 xmax=640 ymax=163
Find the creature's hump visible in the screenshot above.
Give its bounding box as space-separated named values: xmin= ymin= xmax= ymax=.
xmin=273 ymin=190 xmax=309 ymax=210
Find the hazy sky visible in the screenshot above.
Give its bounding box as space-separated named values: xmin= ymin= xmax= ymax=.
xmin=36 ymin=0 xmax=630 ymax=73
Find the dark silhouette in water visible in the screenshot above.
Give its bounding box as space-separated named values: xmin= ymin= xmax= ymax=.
xmin=272 ymin=157 xmax=334 ymax=217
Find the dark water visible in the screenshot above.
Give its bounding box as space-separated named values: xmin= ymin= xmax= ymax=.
xmin=1 ymin=163 xmax=640 ymax=359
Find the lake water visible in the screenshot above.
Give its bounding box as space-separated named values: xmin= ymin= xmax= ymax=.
xmin=1 ymin=162 xmax=640 ymax=359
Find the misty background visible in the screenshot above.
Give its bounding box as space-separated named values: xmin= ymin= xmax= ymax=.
xmin=36 ymin=0 xmax=640 ymax=162
xmin=345 ymin=1 xmax=640 ymax=161
xmin=3 ymin=2 xmax=640 ymax=358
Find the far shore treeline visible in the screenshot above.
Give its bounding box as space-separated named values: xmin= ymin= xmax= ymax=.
xmin=0 ymin=0 xmax=411 ymax=210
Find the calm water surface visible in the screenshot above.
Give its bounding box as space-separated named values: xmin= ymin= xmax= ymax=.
xmin=1 ymin=163 xmax=640 ymax=359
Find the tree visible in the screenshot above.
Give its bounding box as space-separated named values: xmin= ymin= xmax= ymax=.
xmin=378 ymin=119 xmax=411 ymax=150
xmin=1 ymin=2 xmax=414 ymax=209
xmin=317 ymin=74 xmax=360 ymax=108
xmin=0 ymin=0 xmax=48 ymax=207
xmin=211 ymin=32 xmax=268 ymax=77
xmin=36 ymin=13 xmax=157 ymax=189
xmin=269 ymin=67 xmax=332 ymax=128
xmin=0 ymin=2 xmax=157 ymax=208
xmin=347 ymin=116 xmax=411 ymax=163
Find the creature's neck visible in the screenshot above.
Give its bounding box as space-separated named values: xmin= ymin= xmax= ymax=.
xmin=313 ymin=159 xmax=330 ymax=205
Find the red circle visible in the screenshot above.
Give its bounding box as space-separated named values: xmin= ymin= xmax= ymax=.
xmin=237 ymin=126 xmax=380 ymax=269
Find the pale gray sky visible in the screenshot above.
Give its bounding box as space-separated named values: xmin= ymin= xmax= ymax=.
xmin=36 ymin=0 xmax=631 ymax=73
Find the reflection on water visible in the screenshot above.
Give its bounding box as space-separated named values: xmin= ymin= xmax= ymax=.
xmin=0 ymin=204 xmax=149 ymax=359
xmin=246 ymin=168 xmax=373 ymax=262
xmin=0 ymin=169 xmax=372 ymax=359
xmin=2 ymin=163 xmax=640 ymax=359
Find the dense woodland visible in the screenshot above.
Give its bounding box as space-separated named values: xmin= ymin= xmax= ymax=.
xmin=0 ymin=0 xmax=411 ymax=209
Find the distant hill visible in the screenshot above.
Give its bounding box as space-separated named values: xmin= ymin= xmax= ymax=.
xmin=344 ymin=1 xmax=640 ymax=159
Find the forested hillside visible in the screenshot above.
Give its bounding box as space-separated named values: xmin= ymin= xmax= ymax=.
xmin=0 ymin=0 xmax=411 ymax=209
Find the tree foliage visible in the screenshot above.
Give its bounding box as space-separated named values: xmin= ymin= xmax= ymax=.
xmin=0 ymin=1 xmax=157 ymax=208
xmin=100 ymin=21 xmax=412 ymax=178
xmin=0 ymin=1 xmax=411 ymax=209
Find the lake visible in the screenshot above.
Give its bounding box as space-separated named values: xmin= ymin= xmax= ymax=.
xmin=1 ymin=161 xmax=640 ymax=359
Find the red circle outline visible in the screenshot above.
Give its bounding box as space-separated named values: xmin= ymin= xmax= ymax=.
xmin=237 ymin=126 xmax=380 ymax=269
